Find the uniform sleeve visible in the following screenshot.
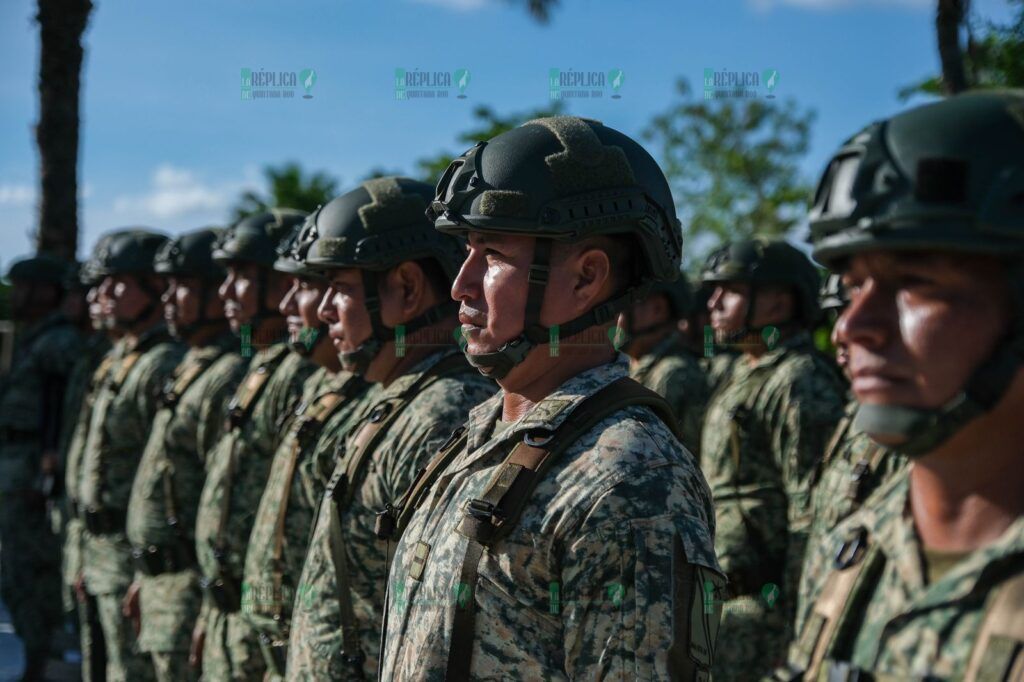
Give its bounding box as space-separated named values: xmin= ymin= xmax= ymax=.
xmin=561 ymin=509 xmax=724 ymax=680
xmin=766 ymin=361 xmax=845 ymax=634
xmin=650 ymin=359 xmax=710 ymax=460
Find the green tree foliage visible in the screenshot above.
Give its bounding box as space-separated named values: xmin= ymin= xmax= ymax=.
xmin=900 ymin=0 xmax=1024 ymax=98
xmin=232 ymin=162 xmax=339 ymax=220
xmin=643 ymin=79 xmax=815 ymax=267
xmin=412 ymin=103 xmax=565 ymax=184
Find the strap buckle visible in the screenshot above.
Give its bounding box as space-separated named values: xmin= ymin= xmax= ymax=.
xmin=833 ymin=526 xmax=868 ymax=570
xmin=465 ymin=498 xmax=500 ymax=522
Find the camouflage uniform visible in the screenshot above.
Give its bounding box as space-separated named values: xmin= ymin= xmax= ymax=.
xmin=702 ymin=348 xmax=739 ymax=394
xmin=194 ymin=345 xmax=314 ymax=681
xmin=700 ymin=331 xmax=845 ymax=681
xmin=126 ymin=334 xmax=246 ymax=681
xmin=286 ymin=350 xmax=495 ymax=679
xmin=786 ymin=476 xmax=1024 ymax=679
xmin=0 ymin=311 xmax=81 ymax=669
xmin=630 ymin=331 xmax=710 ymax=458
xmin=379 ymin=357 xmax=722 ymax=679
xmin=240 ymin=367 xmax=372 ymax=677
xmin=61 ymin=331 xmax=112 ymax=682
xmin=81 ymin=324 xmax=185 ymax=681
xmin=803 ymin=399 xmax=908 ymax=573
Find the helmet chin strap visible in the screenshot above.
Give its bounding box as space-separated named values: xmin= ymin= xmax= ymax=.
xmin=854 ymin=265 xmax=1024 ymax=457
xmin=339 ymin=269 xmax=459 ymax=376
xmin=463 ymin=239 xmax=650 ymax=379
xmin=291 ymin=322 xmax=330 ymax=356
xmin=169 ymin=281 xmax=219 ymax=342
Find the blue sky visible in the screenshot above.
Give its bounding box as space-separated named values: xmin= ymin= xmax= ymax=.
xmin=0 ymin=0 xmax=1016 ymax=270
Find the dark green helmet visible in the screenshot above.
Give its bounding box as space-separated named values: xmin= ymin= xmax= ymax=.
xmin=651 ymin=275 xmax=694 ymax=319
xmin=304 ymin=177 xmax=462 ymax=374
xmin=154 ymin=228 xmax=226 ymax=282
xmin=702 ymin=237 xmax=821 ymax=327
xmin=92 ymin=228 xmax=170 ymax=329
xmin=273 ymin=216 xmax=330 ymax=355
xmin=155 ymin=228 xmax=228 ymax=340
xmin=818 ymin=273 xmax=848 ymax=314
xmin=273 ymin=213 xmax=326 ymax=281
xmin=212 ymin=209 xmax=308 ymax=267
xmin=80 ymin=233 xmax=115 ymax=287
xmin=426 ymin=116 xmax=682 ymax=378
xmin=810 ymin=90 xmax=1024 ymax=266
xmin=6 ymin=254 xmax=72 ymax=287
xmin=92 ymin=229 xmax=170 ymax=277
xmin=808 ymin=90 xmax=1024 ymax=457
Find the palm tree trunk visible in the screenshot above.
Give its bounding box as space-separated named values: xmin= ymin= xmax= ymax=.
xmin=34 ymin=0 xmax=93 ymax=261
xmin=936 ymin=0 xmax=970 ymax=94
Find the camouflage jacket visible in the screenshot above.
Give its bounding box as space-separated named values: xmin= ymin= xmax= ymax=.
xmin=194 ymin=344 xmax=315 ymax=588
xmin=630 ymin=331 xmax=710 ymax=458
xmin=286 ymin=349 xmax=496 ymax=680
xmin=804 ymin=398 xmax=908 ymax=570
xmin=80 ymin=324 xmax=186 ymax=593
xmin=241 ymin=367 xmax=373 ymax=638
xmin=59 ymin=332 xmax=111 ymax=475
xmin=701 ymin=347 xmax=739 ymax=395
xmin=63 ymin=335 xmax=118 ymax=589
xmin=126 ymin=333 xmax=246 ymax=551
xmin=789 ymin=475 xmax=1024 ymax=679
xmin=700 ymin=332 xmax=845 ymax=618
xmin=0 ymin=312 xmax=81 ymax=492
xmin=379 ymin=357 xmax=723 ymax=680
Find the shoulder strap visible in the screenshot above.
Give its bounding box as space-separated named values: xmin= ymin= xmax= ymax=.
xmin=793 ymin=528 xmax=884 ymax=680
xmin=323 ymin=353 xmax=469 ymax=672
xmin=964 ymin=569 xmax=1024 ymax=682
xmin=443 ymin=376 xmax=678 ymax=679
xmin=225 ymin=345 xmax=289 ymax=430
xmin=109 ymin=351 xmax=143 ymax=390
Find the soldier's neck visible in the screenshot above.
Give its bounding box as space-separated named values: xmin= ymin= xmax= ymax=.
xmin=909 ymin=372 xmax=1024 ymax=553
xmin=500 ymin=345 xmax=615 ymax=423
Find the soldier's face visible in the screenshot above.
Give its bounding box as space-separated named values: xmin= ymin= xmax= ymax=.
xmin=452 ymin=231 xmax=612 ymax=372
xmin=162 ymin=276 xmax=201 ymax=333
xmin=280 ymin=276 xmax=325 ymax=346
xmin=87 ymin=285 xmax=105 ymax=330
xmin=100 ymin=275 xmax=154 ymax=328
xmin=219 ymin=263 xmax=260 ymax=332
xmin=708 ymin=282 xmax=749 ymax=334
xmin=319 ymin=268 xmax=373 ymax=359
xmin=836 ymin=250 xmax=1010 ymax=411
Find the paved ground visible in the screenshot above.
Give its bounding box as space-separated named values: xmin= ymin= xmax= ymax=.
xmin=0 ymin=601 xmax=80 ymax=681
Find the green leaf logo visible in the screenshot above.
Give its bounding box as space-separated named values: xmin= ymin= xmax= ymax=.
xmin=762 ymin=325 xmax=780 ymax=349
xmin=761 ymin=582 xmax=780 ymax=609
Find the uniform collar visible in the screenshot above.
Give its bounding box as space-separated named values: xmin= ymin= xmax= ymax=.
xmin=632 ymin=331 xmax=688 ymax=380
xmin=464 ymin=354 xmax=631 ymax=453
xmin=859 ymin=474 xmax=1024 ymax=608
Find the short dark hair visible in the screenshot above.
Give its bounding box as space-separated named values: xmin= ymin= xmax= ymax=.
xmin=554 ymin=233 xmax=639 ymax=296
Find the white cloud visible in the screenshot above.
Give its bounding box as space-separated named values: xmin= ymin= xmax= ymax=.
xmin=750 ymin=0 xmax=930 ymax=10
xmin=112 ymin=164 xmax=238 ymax=219
xmin=0 ymin=184 xmax=34 ymax=206
xmin=407 ymin=0 xmax=489 ymax=11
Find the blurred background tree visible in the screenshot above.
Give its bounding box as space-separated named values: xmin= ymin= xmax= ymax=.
xmin=231 ymin=162 xmax=339 ymax=220
xmin=643 ymin=78 xmax=815 ymax=270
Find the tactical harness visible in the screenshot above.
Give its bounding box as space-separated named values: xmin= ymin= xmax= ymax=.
xmin=131 ymin=346 xmax=231 ymax=577
xmin=375 ymin=376 xmax=717 ymax=680
xmin=319 ymin=352 xmax=470 ymax=677
xmin=776 ymin=528 xmax=1024 ymax=682
xmin=256 ymin=373 xmax=367 ymax=679
xmin=201 ymin=344 xmax=290 ymax=613
xmin=84 ymin=330 xmax=167 ymax=536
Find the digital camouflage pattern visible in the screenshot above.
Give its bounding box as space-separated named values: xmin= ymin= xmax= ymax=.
xmin=194 ymin=344 xmax=314 ymax=681
xmin=788 ymin=475 xmax=1024 ymax=679
xmin=80 ymin=324 xmax=186 ymax=681
xmin=126 ymin=333 xmax=246 ymax=676
xmin=699 ymin=332 xmax=845 ymax=681
xmin=630 ymin=331 xmax=710 ymax=458
xmin=702 ymin=347 xmax=739 ymax=395
xmin=380 ymin=357 xmax=723 ymax=680
xmin=240 ymin=367 xmax=371 ymax=663
xmin=802 ymin=399 xmax=908 ymax=591
xmin=287 ymin=349 xmax=496 ymax=680
xmin=0 ymin=312 xmax=81 ymax=666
